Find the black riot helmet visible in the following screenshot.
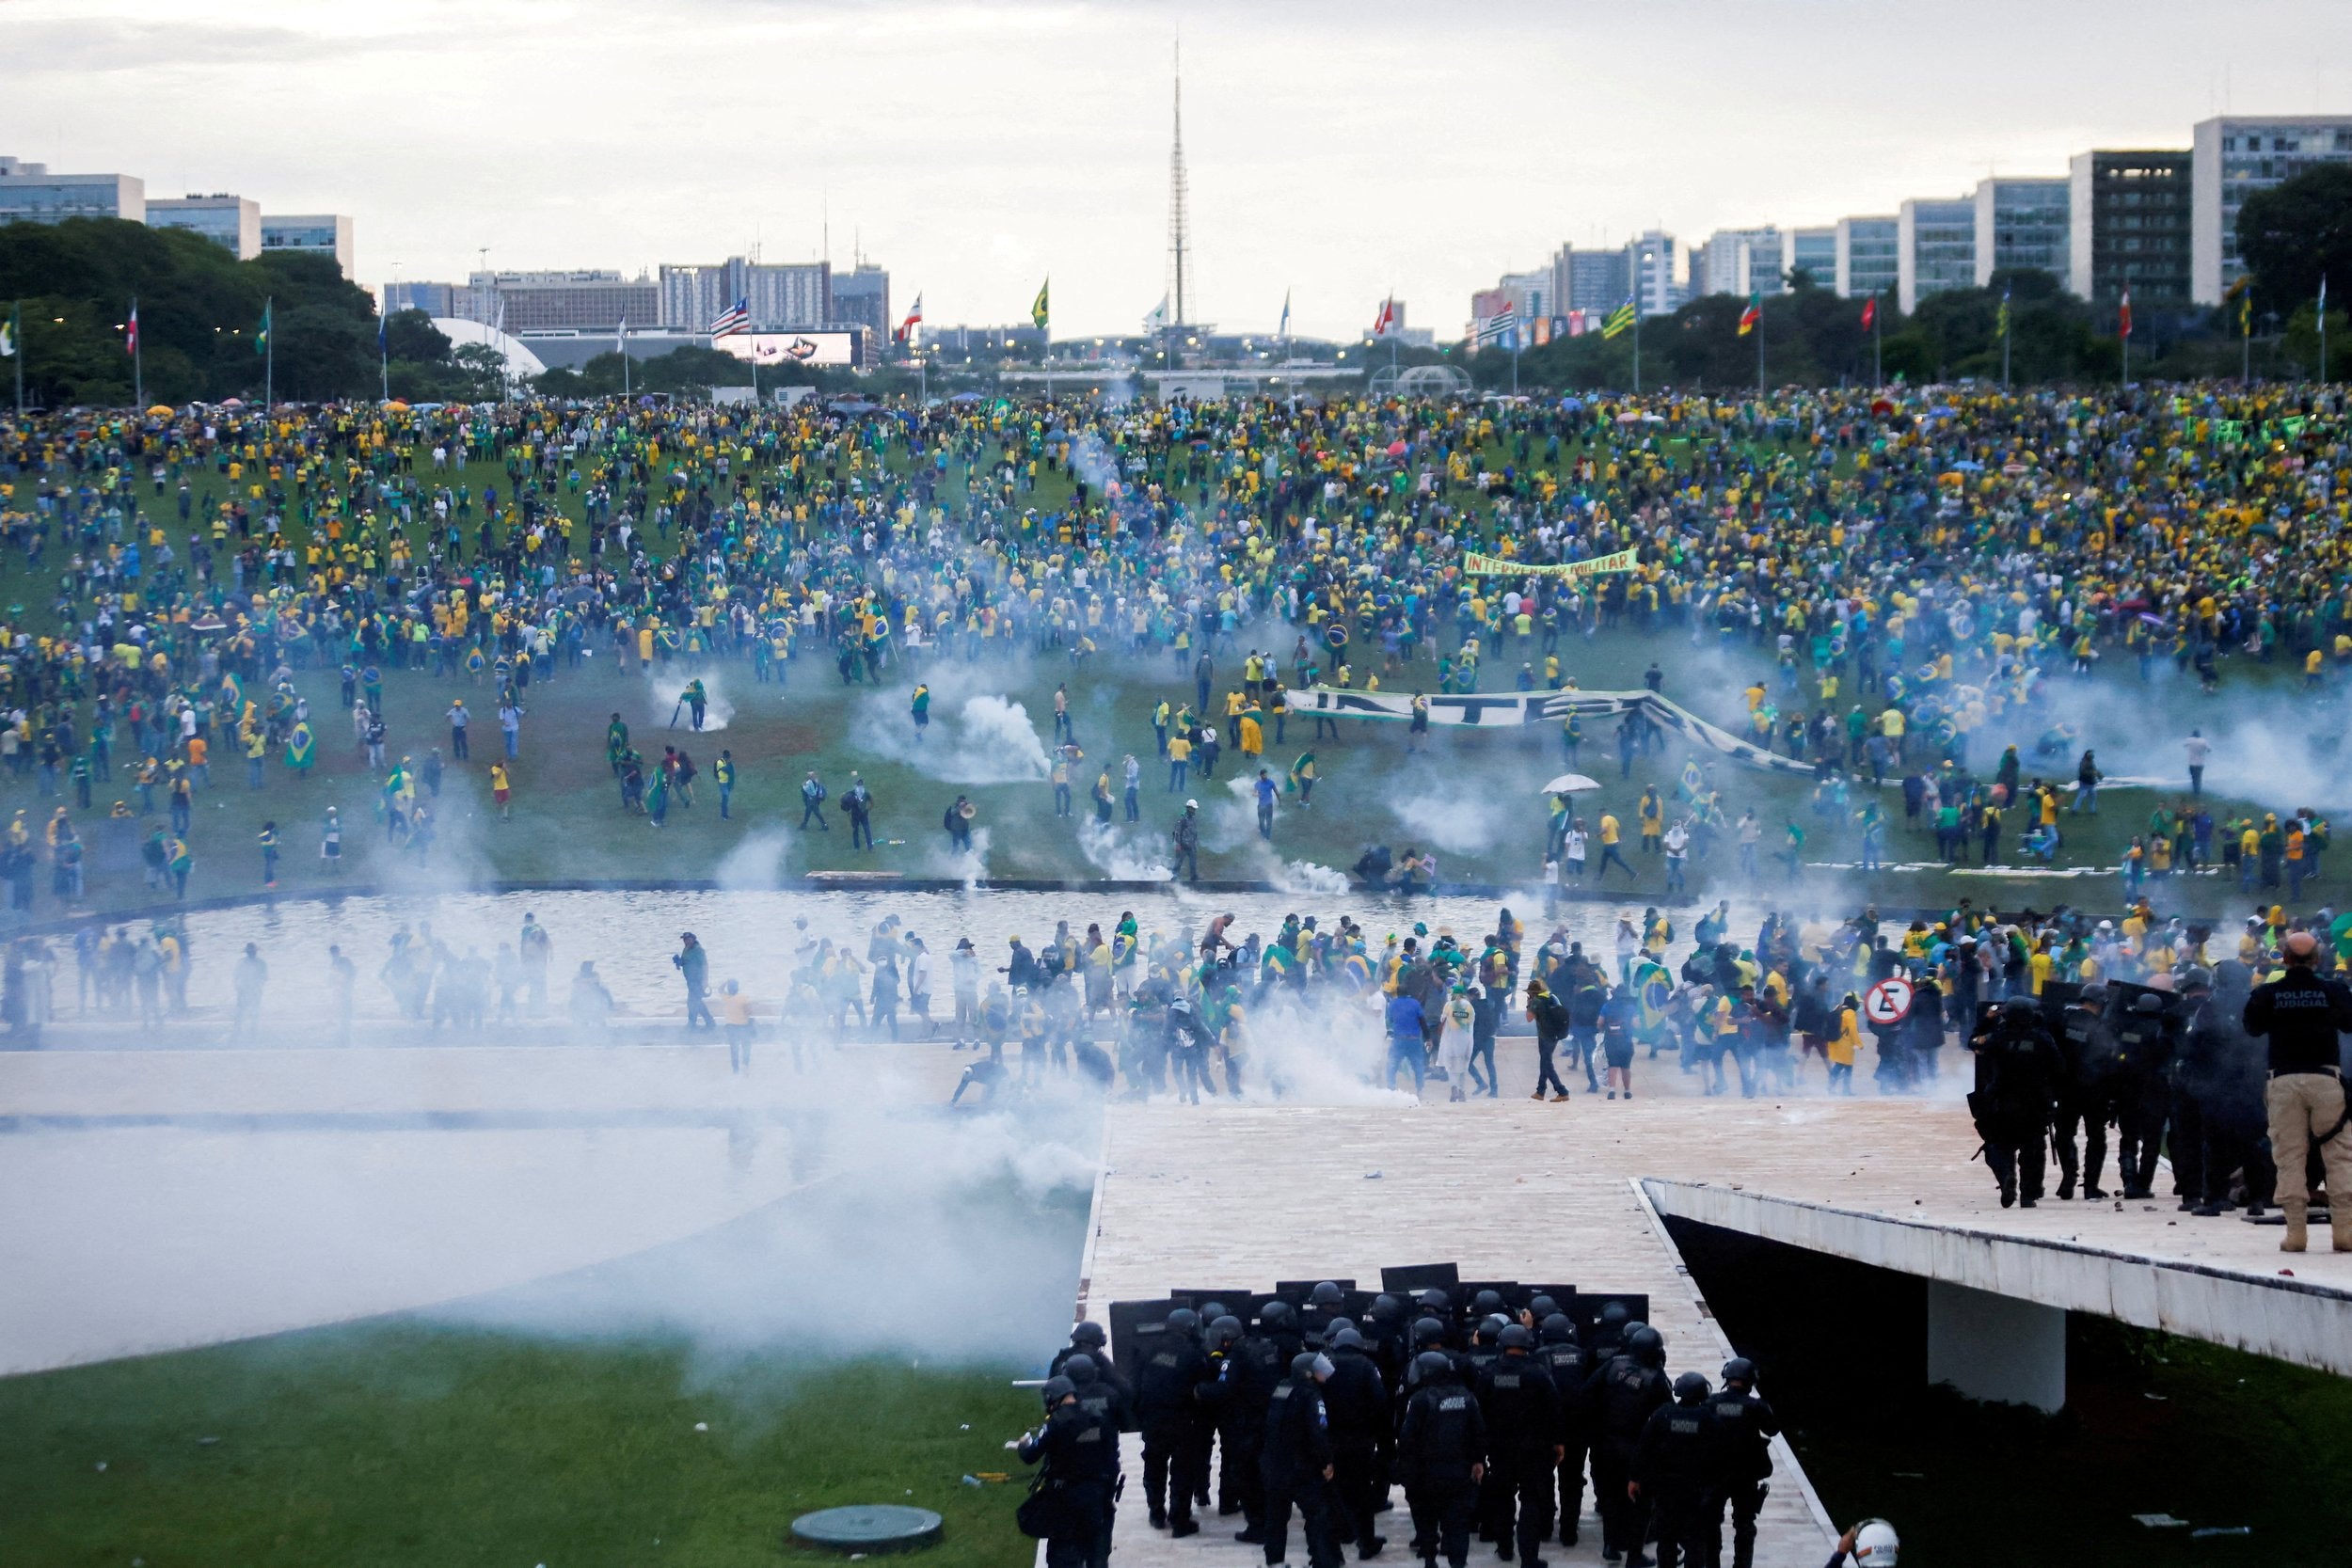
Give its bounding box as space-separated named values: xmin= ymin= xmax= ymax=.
xmin=1042 ymin=1375 xmax=1077 ymax=1406
xmin=2133 ymin=991 xmax=2165 ymax=1015
xmin=1477 ymin=1314 xmax=1509 ymax=1342
xmin=1411 ymin=1316 xmax=1447 ymax=1348
xmin=1290 ymin=1351 xmax=1328 ymax=1381
xmin=1207 ymin=1316 xmax=1244 ymax=1351
xmin=1072 ymin=1322 xmax=1108 ymax=1348
xmin=1627 ymin=1324 xmax=1664 ymax=1366
xmin=1260 ymin=1299 xmax=1296 ymax=1331
xmin=1166 ymin=1307 xmax=1200 ymax=1335
xmin=2180 ymin=966 xmax=2215 ymax=994
xmin=1599 ymin=1301 xmax=1630 ymax=1330
xmin=1673 ymin=1371 xmax=1710 ymax=1402
xmin=1498 ymin=1323 xmax=1534 ymax=1351
xmin=1198 ymin=1301 xmax=1230 ymax=1323
xmin=1418 ymin=1288 xmax=1453 ymax=1315
xmin=1721 ymin=1356 xmax=1756 ymax=1388
xmin=1471 ymin=1289 xmax=1505 ymax=1317
xmin=1370 ymin=1293 xmax=1403 ymax=1324
xmin=1310 ymin=1280 xmax=1344 ymax=1308
xmin=1539 ymin=1313 xmax=1578 ymax=1345
xmin=1062 ymin=1353 xmax=1099 ymax=1385
xmin=1527 ymin=1294 xmax=1560 ymax=1322
xmin=2001 ymin=996 xmax=2039 ymax=1024
xmin=1329 ymin=1324 xmax=1365 ymax=1351
xmin=1414 ymin=1350 xmax=1454 ymax=1383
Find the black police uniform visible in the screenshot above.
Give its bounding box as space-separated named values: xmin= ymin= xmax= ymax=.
xmin=1584 ymin=1352 xmax=1669 ymax=1562
xmin=2112 ymin=995 xmax=2177 ymax=1199
xmin=1262 ymin=1370 xmax=1343 ymax=1568
xmin=1704 ymin=1386 xmax=1779 ymax=1568
xmin=1534 ymin=1333 xmax=1594 ymax=1545
xmin=2053 ymin=1000 xmax=2122 ymax=1198
xmin=1396 ymin=1365 xmax=1486 ymax=1568
xmin=1629 ymin=1394 xmax=1710 ymax=1568
xmin=1134 ymin=1321 xmax=1211 ymax=1530
xmin=1475 ymin=1349 xmax=1562 ymax=1566
xmin=1322 ymin=1341 xmax=1390 ymax=1557
xmin=1018 ymin=1398 xmax=1121 ymax=1568
xmin=1967 ymin=1006 xmax=2060 ymax=1205
xmin=2181 ymin=982 xmax=2276 ymax=1212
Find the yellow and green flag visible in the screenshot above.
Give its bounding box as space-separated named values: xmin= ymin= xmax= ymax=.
xmin=1600 ymin=301 xmax=1636 ymax=340
xmin=1030 ymin=279 xmax=1050 ymax=332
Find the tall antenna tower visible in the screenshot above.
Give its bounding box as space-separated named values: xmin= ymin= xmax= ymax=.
xmin=1167 ymin=37 xmax=1190 ymax=331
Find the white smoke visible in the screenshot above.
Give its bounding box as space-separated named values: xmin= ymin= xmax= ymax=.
xmin=645 ymin=668 xmax=738 ymax=733
xmin=1076 ymin=819 xmax=1173 ymax=882
xmin=856 ymin=690 xmax=1051 ymax=784
xmin=714 ymin=826 xmax=794 ymax=890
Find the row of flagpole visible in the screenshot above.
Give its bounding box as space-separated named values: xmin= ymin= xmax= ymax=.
xmin=0 ymin=295 xmax=272 ymax=416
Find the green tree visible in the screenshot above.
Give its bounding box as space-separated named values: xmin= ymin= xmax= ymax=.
xmin=2235 ymin=163 xmax=2352 ymax=318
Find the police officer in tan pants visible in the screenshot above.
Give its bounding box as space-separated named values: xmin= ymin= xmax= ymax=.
xmin=2241 ymin=931 xmax=2352 ymax=1252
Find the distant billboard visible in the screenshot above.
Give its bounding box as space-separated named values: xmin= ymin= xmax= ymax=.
xmin=714 ymin=330 xmax=863 ymax=368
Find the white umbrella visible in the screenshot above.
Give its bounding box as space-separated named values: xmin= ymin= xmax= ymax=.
xmin=1540 ymin=774 xmax=1602 ymax=795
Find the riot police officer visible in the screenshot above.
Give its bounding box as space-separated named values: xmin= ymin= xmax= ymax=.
xmin=2181 ymin=965 xmax=2277 ymax=1217
xmin=1062 ymin=1353 xmax=1131 ymax=1435
xmin=1476 ymin=1323 xmax=1564 ymax=1568
xmin=1396 ymin=1350 xmax=1486 ymax=1568
xmin=1585 ymin=1323 xmax=1669 ymax=1563
xmin=1322 ymin=1325 xmax=1390 ymax=1559
xmin=1262 ymin=1351 xmax=1342 ymax=1568
xmin=2053 ymin=984 xmax=2122 ymax=1200
xmin=1230 ymin=1308 xmax=1292 ymax=1542
xmin=1534 ymin=1315 xmax=1594 ymax=1547
xmin=1134 ymin=1307 xmax=1211 ymax=1535
xmin=1967 ymin=997 xmax=2061 ymax=1207
xmin=1051 ymin=1321 xmax=1132 ymax=1412
xmin=1704 ymin=1358 xmax=1779 ymax=1568
xmin=1017 ymin=1374 xmax=1121 ymax=1568
xmin=1629 ymin=1373 xmax=1713 ymax=1568
xmin=2112 ymin=990 xmax=2177 ymax=1200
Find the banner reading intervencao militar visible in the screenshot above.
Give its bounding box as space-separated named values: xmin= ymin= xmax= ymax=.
xmin=1461 ymin=547 xmax=1638 ymax=578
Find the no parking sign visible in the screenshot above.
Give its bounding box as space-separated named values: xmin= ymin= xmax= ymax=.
xmin=1864 ymin=976 xmax=1915 ymax=1027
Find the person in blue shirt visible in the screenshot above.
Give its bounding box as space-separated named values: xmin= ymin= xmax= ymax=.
xmin=1386 ymin=990 xmax=1427 ymax=1095
xmin=1254 ymin=769 xmax=1279 ymax=840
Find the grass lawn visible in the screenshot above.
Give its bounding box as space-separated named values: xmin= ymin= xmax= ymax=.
xmin=0 ymin=1327 xmax=1043 ymax=1568
xmin=18 ymin=445 xmax=2344 ymax=920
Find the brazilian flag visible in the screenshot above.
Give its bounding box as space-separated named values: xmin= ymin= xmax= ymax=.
xmin=284 ymin=721 xmax=314 ymax=772
xmin=1633 ymin=958 xmax=1675 ymax=1031
xmin=256 ymin=298 xmax=272 ymax=356
xmin=1031 ymin=278 xmax=1050 ymax=332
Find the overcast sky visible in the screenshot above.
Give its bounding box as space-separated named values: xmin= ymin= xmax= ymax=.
xmin=6 ymin=0 xmax=2350 ymax=339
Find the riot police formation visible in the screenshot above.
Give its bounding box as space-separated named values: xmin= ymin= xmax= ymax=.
xmin=1965 ymin=998 xmax=2062 ymax=1208
xmin=1017 ymin=1374 xmax=1122 ymax=1568
xmin=2110 ymin=990 xmax=2176 ymax=1200
xmin=2172 ymin=966 xmax=2279 ymax=1219
xmin=1053 ymin=1292 xmax=1805 ymax=1568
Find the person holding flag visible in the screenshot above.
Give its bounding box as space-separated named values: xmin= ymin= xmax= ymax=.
xmin=284 ymin=719 xmax=315 ymax=775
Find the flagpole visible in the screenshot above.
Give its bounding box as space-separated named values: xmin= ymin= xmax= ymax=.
xmin=2321 ymin=277 xmax=2330 ymax=384
xmin=1632 ymin=305 xmax=1642 ymax=397
xmin=264 ymin=295 xmax=274 ymax=411
xmin=11 ymin=301 xmax=22 ymax=418
xmin=621 ymin=320 xmax=631 ymax=399
xmin=1756 ymin=301 xmax=1765 ymax=397
xmin=1873 ymin=297 xmax=1882 ymax=388
xmin=379 ymin=320 xmax=389 ymax=402
xmin=2001 ymin=297 xmax=2011 ymax=392
xmin=132 ymin=295 xmax=142 ymax=410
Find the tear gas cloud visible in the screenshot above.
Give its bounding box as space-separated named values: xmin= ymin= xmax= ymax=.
xmin=852 ymin=665 xmax=1052 ymax=784
xmin=644 ymin=666 xmax=739 ymax=733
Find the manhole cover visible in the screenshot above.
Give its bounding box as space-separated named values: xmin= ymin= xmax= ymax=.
xmin=790 ymin=1504 xmax=944 ymax=1554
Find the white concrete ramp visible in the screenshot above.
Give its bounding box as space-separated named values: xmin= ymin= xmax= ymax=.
xmin=1079 ymin=1103 xmax=1841 ymax=1568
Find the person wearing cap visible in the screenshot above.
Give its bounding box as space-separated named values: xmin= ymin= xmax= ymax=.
xmin=2242 ymin=928 xmax=2352 ymax=1252
xmin=1171 ymin=800 xmax=1201 ymax=883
